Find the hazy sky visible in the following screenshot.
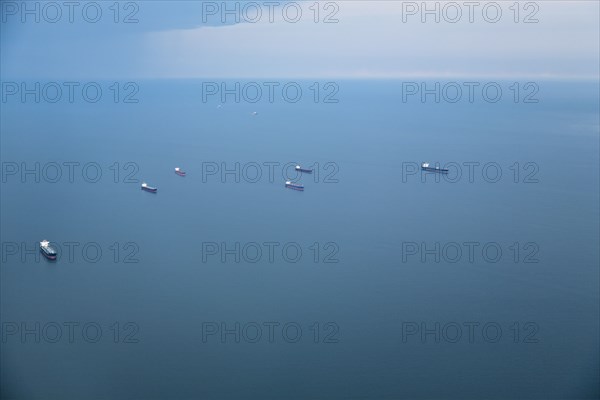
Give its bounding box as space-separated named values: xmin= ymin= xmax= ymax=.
xmin=1 ymin=1 xmax=599 ymax=79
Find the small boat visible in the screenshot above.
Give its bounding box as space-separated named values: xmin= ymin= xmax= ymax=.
xmin=285 ymin=181 xmax=304 ymax=191
xmin=252 ymin=111 xmax=258 ymax=116
xmin=295 ymin=165 xmax=313 ymax=174
xmin=175 ymin=167 xmax=186 ymax=177
xmin=141 ymin=182 xmax=158 ymax=193
xmin=421 ymin=162 xmax=449 ymax=173
xmin=40 ymin=240 xmax=57 ymax=260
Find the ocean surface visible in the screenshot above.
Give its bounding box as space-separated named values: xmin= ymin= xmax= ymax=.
xmin=1 ymin=80 xmax=599 ymax=399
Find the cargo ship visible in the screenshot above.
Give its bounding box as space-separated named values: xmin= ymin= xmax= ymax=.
xmin=295 ymin=165 xmax=313 ymax=174
xmin=141 ymin=182 xmax=158 ymax=193
xmin=285 ymin=181 xmax=304 ymax=191
xmin=175 ymin=167 xmax=186 ymax=177
xmin=39 ymin=240 xmax=57 ymax=260
xmin=421 ymin=163 xmax=449 ymax=173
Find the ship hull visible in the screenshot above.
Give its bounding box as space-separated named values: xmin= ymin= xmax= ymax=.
xmin=40 ymin=250 xmax=57 ymax=260
xmin=285 ymin=184 xmax=304 ymax=191
xmin=295 ymin=168 xmax=313 ymax=174
xmin=142 ymin=187 xmax=158 ymax=193
xmin=422 ymin=167 xmax=449 ymax=173
xmin=175 ymin=171 xmax=186 ymax=177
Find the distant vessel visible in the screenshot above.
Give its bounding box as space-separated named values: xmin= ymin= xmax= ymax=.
xmin=285 ymin=181 xmax=304 ymax=191
xmin=421 ymin=163 xmax=449 ymax=173
xmin=141 ymin=182 xmax=158 ymax=193
xmin=295 ymin=165 xmax=313 ymax=174
xmin=252 ymin=111 xmax=258 ymax=116
xmin=39 ymin=240 xmax=57 ymax=260
xmin=175 ymin=167 xmax=186 ymax=177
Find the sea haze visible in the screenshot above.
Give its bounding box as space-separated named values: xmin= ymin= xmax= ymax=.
xmin=1 ymin=79 xmax=599 ymax=399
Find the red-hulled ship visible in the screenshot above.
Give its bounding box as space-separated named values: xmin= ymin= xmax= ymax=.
xmin=175 ymin=167 xmax=186 ymax=177
xmin=141 ymin=182 xmax=158 ymax=193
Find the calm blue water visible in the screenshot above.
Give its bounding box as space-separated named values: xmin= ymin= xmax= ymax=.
xmin=1 ymin=80 xmax=599 ymax=399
